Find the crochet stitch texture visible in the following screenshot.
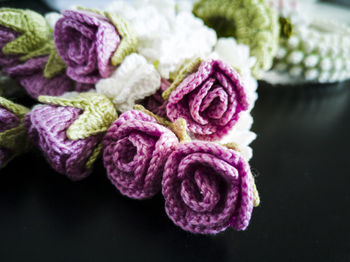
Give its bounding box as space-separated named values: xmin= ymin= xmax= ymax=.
xmin=0 ymin=4 xmax=261 ymax=235
xmin=193 ymin=0 xmax=280 ymax=78
xmin=25 ymin=93 xmax=118 ymax=180
xmin=54 ymin=9 xmax=121 ymax=85
xmin=103 ymin=110 xmax=179 ymax=199
xmin=165 ymin=59 xmax=249 ymax=141
xmin=162 ymin=141 xmax=255 ymax=234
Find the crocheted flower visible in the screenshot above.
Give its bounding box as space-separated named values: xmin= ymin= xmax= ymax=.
xmin=162 ymin=141 xmax=256 ymax=234
xmin=0 ymin=97 xmax=30 ymax=168
xmin=103 ymin=110 xmax=179 ymax=199
xmin=0 ymin=9 xmax=74 ymax=99
xmin=96 ymin=53 xmax=160 ymax=112
xmin=25 ymin=93 xmax=118 ymax=181
xmin=55 ymin=9 xmax=137 ymax=86
xmin=107 ymin=0 xmax=217 ymax=79
xmin=2 ymin=56 xmax=74 ymax=98
xmin=211 ymin=38 xmax=258 ymax=108
xmin=164 ymin=59 xmax=249 ymax=141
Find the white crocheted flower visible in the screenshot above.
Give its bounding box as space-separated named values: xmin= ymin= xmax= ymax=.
xmin=106 ymin=0 xmax=217 ymax=79
xmin=45 ymin=12 xmax=62 ymax=30
xmin=95 ymin=53 xmax=161 ymax=112
xmin=219 ymin=113 xmax=257 ymax=161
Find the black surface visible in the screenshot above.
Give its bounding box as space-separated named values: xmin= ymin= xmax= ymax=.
xmin=1 ymin=1 xmax=350 ymax=262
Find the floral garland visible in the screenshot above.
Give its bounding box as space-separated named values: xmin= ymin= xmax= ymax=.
xmin=0 ymin=1 xmax=262 ymax=234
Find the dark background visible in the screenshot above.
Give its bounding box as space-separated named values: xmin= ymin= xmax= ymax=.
xmin=1 ymin=1 xmax=350 ymax=261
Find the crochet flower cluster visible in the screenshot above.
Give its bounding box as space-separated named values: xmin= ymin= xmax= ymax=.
xmin=0 ymin=1 xmax=262 ymax=235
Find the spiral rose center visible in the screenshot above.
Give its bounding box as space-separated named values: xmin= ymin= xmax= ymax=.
xmin=181 ymin=167 xmax=221 ymax=212
xmin=188 ymin=73 xmax=236 ymax=127
xmin=112 ymin=132 xmax=156 ymax=178
xmin=200 ymin=86 xmax=228 ymax=119
xmin=113 ymin=137 xmax=137 ymax=173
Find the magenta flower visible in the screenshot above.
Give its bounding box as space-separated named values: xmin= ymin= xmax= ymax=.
xmin=162 ymin=141 xmax=255 ymax=234
xmin=103 ymin=110 xmax=179 ymax=199
xmin=54 ymin=10 xmax=120 ymax=85
xmin=166 ymin=59 xmax=249 ymax=140
xmin=25 ymin=105 xmax=102 ymax=181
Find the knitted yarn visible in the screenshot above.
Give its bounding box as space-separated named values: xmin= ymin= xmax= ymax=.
xmin=54 ymin=9 xmax=136 ymax=86
xmin=25 ymin=93 xmax=117 ymax=180
xmin=96 ymin=53 xmax=160 ymax=112
xmin=103 ymin=109 xmax=179 ymax=199
xmin=0 ymin=8 xmax=73 ymax=99
xmin=0 ymin=96 xmax=30 ymax=168
xmin=162 ymin=141 xmax=257 ymax=234
xmin=193 ymin=0 xmax=280 ymax=78
xmin=164 ymin=59 xmax=249 ymax=141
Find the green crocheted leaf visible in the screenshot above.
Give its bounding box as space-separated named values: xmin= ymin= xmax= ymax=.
xmin=20 ymin=39 xmax=67 ymax=78
xmin=193 ymin=0 xmax=280 ymax=78
xmin=85 ymin=142 xmax=103 ymax=169
xmin=0 ymin=8 xmax=51 ymax=57
xmin=106 ymin=12 xmax=138 ymax=66
xmin=0 ymin=96 xmax=28 ymax=117
xmin=0 ymin=97 xmax=30 ymax=167
xmin=38 ymin=93 xmax=118 ymax=140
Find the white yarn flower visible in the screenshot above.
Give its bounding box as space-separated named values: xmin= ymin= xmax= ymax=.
xmin=44 ymin=12 xmax=62 ymax=30
xmin=96 ymin=53 xmax=161 ymax=112
xmin=106 ymin=0 xmax=217 ymax=79
xmin=219 ymin=113 xmax=257 ymax=161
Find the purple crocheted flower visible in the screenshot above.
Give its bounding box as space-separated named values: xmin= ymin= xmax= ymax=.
xmin=0 ymin=26 xmax=74 ymax=99
xmin=25 ymin=105 xmax=102 ymax=181
xmin=103 ymin=110 xmax=179 ymax=199
xmin=166 ymin=59 xmax=249 ymax=140
xmin=145 ymin=78 xmax=170 ymax=118
xmin=2 ymin=56 xmax=74 ymax=98
xmin=0 ymin=107 xmax=19 ymax=167
xmin=162 ymin=141 xmax=254 ymax=234
xmin=54 ymin=10 xmax=120 ymax=85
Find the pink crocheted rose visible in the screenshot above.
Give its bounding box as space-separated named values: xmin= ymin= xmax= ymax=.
xmin=54 ymin=10 xmax=120 ymax=85
xmin=0 ymin=107 xmax=19 ymax=167
xmin=166 ymin=59 xmax=249 ymax=140
xmin=103 ymin=110 xmax=179 ymax=199
xmin=0 ymin=26 xmax=74 ymax=99
xmin=162 ymin=141 xmax=254 ymax=234
xmin=25 ymin=105 xmax=102 ymax=181
xmin=145 ymin=78 xmax=170 ymax=118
